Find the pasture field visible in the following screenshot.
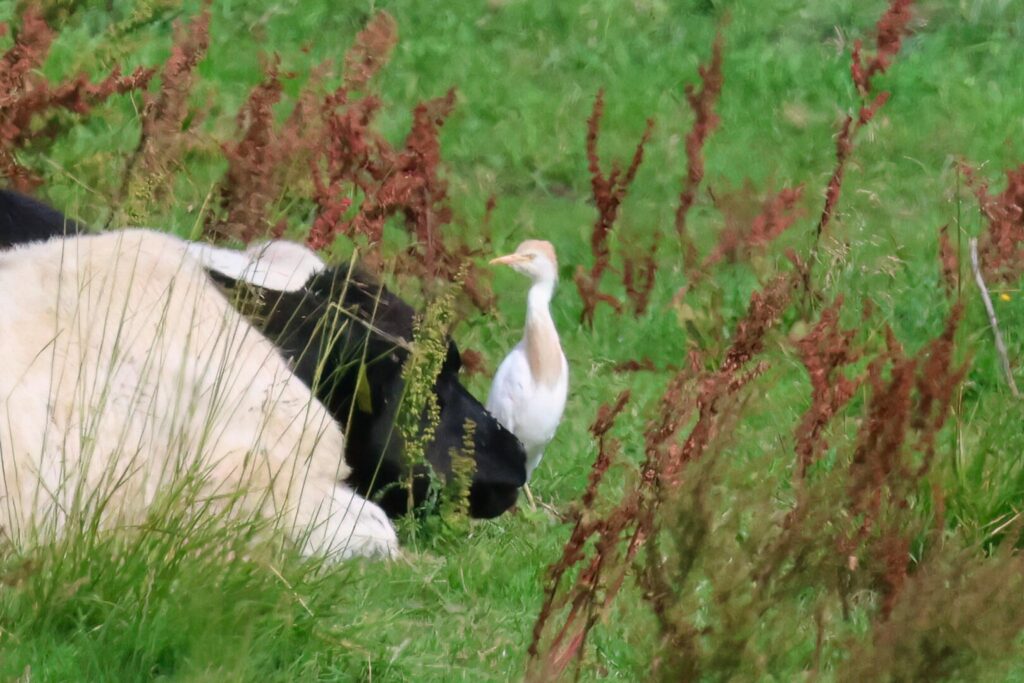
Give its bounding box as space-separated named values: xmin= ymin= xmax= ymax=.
xmin=3 ymin=0 xmax=1024 ymax=680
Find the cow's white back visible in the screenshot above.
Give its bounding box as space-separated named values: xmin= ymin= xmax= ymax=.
xmin=0 ymin=230 xmax=396 ymax=560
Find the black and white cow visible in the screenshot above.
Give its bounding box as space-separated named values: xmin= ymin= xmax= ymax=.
xmin=0 ymin=229 xmax=399 ymax=560
xmin=0 ymin=189 xmax=527 ymax=520
xmin=187 ymin=241 xmax=528 ymax=519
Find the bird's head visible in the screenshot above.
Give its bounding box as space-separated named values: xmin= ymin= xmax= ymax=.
xmin=489 ymin=239 xmax=558 ymax=284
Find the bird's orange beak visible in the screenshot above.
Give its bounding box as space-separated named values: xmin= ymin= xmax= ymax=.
xmin=490 ymin=253 xmax=529 ymax=266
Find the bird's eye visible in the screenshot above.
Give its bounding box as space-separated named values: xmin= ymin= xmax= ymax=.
xmin=527 ymin=253 xmax=537 ymax=260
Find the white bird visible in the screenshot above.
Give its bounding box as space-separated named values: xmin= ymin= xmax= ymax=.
xmin=486 ymin=239 xmax=568 ymax=509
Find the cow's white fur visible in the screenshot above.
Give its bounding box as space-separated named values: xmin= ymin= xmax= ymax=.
xmin=0 ymin=229 xmax=397 ymax=560
xmin=185 ymin=239 xmax=327 ymax=292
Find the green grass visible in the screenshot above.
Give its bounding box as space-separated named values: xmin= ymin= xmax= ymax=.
xmin=3 ymin=0 xmax=1024 ymax=679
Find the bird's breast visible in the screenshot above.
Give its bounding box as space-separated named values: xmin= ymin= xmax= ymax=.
xmin=525 ymin=314 xmax=563 ymax=389
xmin=515 ymin=378 xmax=567 ymax=449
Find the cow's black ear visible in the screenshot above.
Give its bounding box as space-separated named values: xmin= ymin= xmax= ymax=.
xmin=205 ymin=268 xmax=240 ymax=290
xmin=443 ymin=340 xmax=462 ymax=375
xmin=204 ymin=269 xmax=251 ymax=308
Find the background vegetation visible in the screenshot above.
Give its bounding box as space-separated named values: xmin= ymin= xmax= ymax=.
xmin=2 ymin=0 xmax=1024 ymax=680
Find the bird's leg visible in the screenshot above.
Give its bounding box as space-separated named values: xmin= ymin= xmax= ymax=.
xmin=523 ymin=483 xmax=537 ymax=510
xmin=523 ymin=485 xmax=563 ymax=519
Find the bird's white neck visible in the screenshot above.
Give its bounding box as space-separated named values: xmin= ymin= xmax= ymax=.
xmin=524 ymin=279 xmax=562 ymax=388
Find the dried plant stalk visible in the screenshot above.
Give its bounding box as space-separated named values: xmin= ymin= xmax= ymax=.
xmin=969 ymin=237 xmax=1019 ymax=397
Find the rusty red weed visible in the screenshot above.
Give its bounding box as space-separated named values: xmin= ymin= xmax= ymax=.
xmin=529 ymin=275 xmax=795 ymax=679
xmin=675 ymin=32 xmax=723 ymax=267
xmin=937 ymin=224 xmax=959 ymax=294
xmin=964 ymin=163 xmax=1024 ymax=283
xmin=0 ymin=7 xmax=153 ymax=191
xmin=212 ymin=57 xmax=287 ymax=242
xmin=815 ymin=0 xmax=914 ymax=244
xmin=794 ymin=297 xmax=864 ymax=478
xmin=573 ymin=89 xmax=654 ymax=327
xmin=621 ymin=237 xmax=659 ymax=316
xmin=114 ymin=9 xmax=208 ymax=221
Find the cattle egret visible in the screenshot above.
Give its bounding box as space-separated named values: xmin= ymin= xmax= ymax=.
xmin=487 ymin=239 xmax=568 ymax=508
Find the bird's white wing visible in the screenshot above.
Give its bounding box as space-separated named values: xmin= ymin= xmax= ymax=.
xmin=486 ymin=345 xmax=531 ymax=435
